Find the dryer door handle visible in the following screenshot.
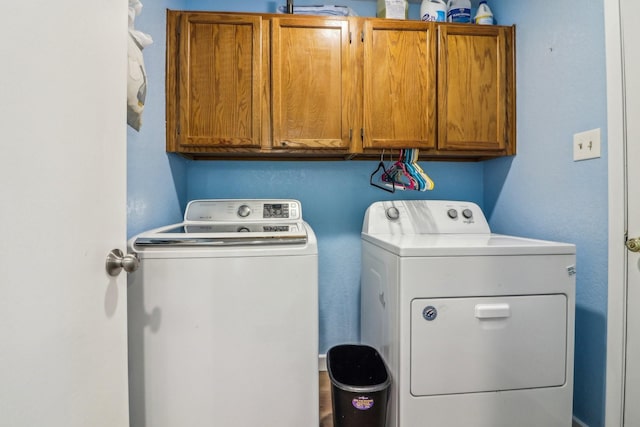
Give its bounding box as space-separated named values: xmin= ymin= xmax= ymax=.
xmin=475 ymin=303 xmax=511 ymax=319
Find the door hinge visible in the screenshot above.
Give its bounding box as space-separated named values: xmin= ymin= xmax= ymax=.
xmin=361 ymin=30 xmax=365 ymax=43
xmin=361 ymin=128 xmax=364 ymax=141
xmin=349 ymin=128 xmax=353 ymax=141
xmin=349 ymin=31 xmax=352 ymax=44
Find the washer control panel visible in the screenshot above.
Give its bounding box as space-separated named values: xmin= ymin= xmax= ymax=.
xmin=185 ymin=199 xmax=302 ymax=222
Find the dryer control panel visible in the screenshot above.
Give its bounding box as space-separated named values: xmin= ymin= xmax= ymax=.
xmin=363 ymin=200 xmax=491 ymax=235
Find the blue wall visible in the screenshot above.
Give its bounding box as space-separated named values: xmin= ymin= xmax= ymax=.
xmin=127 ymin=0 xmax=187 ymax=237
xmin=128 ymin=0 xmax=610 ymax=425
xmin=486 ymin=1 xmax=608 ymax=426
xmin=187 ymin=160 xmax=483 ymax=350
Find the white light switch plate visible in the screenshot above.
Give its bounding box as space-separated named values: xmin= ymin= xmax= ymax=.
xmin=573 ymin=128 xmax=601 ymax=161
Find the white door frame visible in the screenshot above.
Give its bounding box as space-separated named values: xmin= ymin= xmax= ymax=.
xmin=605 ymin=0 xmax=627 ymax=425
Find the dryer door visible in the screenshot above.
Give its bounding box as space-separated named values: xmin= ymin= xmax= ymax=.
xmin=410 ymin=295 xmax=567 ymax=396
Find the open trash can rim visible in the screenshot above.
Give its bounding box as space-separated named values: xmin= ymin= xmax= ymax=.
xmin=326 ymin=344 xmax=391 ymax=393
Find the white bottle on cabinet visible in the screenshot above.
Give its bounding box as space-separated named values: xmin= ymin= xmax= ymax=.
xmin=420 ymin=0 xmax=447 ymax=22
xmin=446 ymin=0 xmax=471 ymax=23
xmin=474 ymin=0 xmax=494 ymax=24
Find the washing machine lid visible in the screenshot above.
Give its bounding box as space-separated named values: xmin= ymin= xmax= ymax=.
xmin=132 ymin=199 xmax=310 ymax=249
xmin=361 ymin=200 xmax=575 ymax=256
xmin=134 ymin=223 xmax=308 ymax=247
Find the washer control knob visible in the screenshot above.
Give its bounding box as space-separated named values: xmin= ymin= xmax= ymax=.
xmin=237 ymin=226 xmax=250 ymax=232
xmin=447 ymin=209 xmax=458 ymax=219
xmin=237 ymin=205 xmax=251 ymax=218
xmin=386 ymin=207 xmax=400 ymax=221
xmin=462 ymin=209 xmax=473 ymax=219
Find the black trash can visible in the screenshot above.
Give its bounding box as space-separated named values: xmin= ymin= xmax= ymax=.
xmin=326 ymin=344 xmax=391 ymax=427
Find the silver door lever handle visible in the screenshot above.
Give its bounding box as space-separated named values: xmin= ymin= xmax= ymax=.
xmin=106 ymin=249 xmax=140 ymax=277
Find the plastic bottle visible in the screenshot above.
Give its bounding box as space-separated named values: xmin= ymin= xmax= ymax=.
xmin=474 ymin=0 xmax=494 ymax=25
xmin=446 ymin=0 xmax=471 ymax=23
xmin=420 ymin=0 xmax=447 ymax=22
xmin=377 ymin=0 xmax=409 ymax=19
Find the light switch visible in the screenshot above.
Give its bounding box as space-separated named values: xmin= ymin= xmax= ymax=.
xmin=573 ymin=128 xmax=601 ymax=161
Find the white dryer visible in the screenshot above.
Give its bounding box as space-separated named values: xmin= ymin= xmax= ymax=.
xmin=360 ymin=200 xmax=576 ymax=427
xmin=128 ymin=199 xmax=318 ymax=427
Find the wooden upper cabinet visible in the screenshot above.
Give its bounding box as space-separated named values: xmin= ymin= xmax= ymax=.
xmin=437 ymin=24 xmax=515 ymax=154
xmin=165 ymin=11 xmax=516 ymax=159
xmin=362 ymin=20 xmax=437 ymax=150
xmin=166 ymin=12 xmax=262 ymax=152
xmin=271 ymin=17 xmax=351 ymax=151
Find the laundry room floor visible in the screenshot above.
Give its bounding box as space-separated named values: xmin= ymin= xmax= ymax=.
xmin=319 ymin=371 xmax=333 ymax=427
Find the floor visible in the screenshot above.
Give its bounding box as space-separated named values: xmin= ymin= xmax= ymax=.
xmin=319 ymin=371 xmax=333 ymax=427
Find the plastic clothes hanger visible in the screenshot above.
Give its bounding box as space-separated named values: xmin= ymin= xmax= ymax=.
xmin=370 ymin=151 xmax=396 ymax=193
xmin=405 ymin=148 xmax=435 ymax=191
xmin=405 ymin=162 xmax=426 ymax=190
xmin=383 ymin=150 xmax=417 ymax=190
xmin=400 ymin=150 xmax=422 ymax=190
xmin=370 ymin=149 xmax=435 ymax=192
xmin=413 ymin=162 xmax=434 ymax=190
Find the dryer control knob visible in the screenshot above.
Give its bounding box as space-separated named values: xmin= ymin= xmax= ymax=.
xmin=423 ymin=306 xmax=438 ymax=321
xmin=237 ymin=205 xmax=252 ymax=218
xmin=447 ymin=209 xmax=458 ymax=219
xmin=462 ymin=209 xmax=473 ymax=219
xmin=386 ymin=207 xmax=400 ymax=221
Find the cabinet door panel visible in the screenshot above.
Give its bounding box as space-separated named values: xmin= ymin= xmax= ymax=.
xmin=438 ymin=25 xmax=512 ymax=152
xmin=174 ymin=13 xmax=262 ymax=149
xmin=272 ymin=18 xmax=351 ymax=150
xmin=363 ymin=20 xmax=437 ymax=149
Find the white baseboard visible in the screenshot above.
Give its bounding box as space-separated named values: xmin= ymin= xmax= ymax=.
xmin=318 ymin=353 xmax=327 ymax=371
xmin=572 ymin=416 xmax=588 ymax=427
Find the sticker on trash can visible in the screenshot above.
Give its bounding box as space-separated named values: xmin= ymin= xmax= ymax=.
xmin=352 ymin=396 xmax=375 ymax=410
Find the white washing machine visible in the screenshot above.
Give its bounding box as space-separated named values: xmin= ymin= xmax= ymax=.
xmin=360 ymin=200 xmax=576 ymax=427
xmin=127 ymin=199 xmax=318 ymax=427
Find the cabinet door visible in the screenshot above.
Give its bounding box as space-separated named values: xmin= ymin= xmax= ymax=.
xmin=167 ymin=13 xmax=262 ymax=151
xmin=438 ymin=25 xmax=515 ymax=153
xmin=271 ymin=17 xmax=351 ymax=151
xmin=362 ymin=20 xmax=437 ymax=150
